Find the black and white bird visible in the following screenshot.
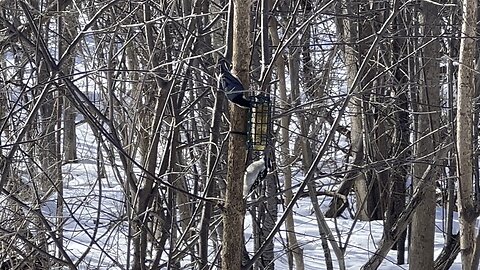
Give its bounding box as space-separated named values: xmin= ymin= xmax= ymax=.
xmin=218 ymin=59 xmax=252 ymax=108
xmin=243 ymin=158 xmax=267 ymax=198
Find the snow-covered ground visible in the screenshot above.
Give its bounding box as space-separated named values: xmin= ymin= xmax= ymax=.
xmin=248 ymin=200 xmax=463 ymax=269
xmin=37 ymin=119 xmax=464 ymax=269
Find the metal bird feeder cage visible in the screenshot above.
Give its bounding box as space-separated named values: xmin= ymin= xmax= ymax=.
xmin=248 ymin=94 xmax=272 ymax=152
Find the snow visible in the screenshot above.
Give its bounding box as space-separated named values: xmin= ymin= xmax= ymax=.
xmin=8 ymin=114 xmax=462 ymax=269
xmin=243 ymin=197 xmax=463 ymax=269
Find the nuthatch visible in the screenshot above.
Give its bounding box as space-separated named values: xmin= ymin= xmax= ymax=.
xmin=218 ymin=59 xmax=252 ymax=108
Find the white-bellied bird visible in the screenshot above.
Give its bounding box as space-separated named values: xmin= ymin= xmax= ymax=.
xmin=243 ymin=158 xmax=267 ymax=198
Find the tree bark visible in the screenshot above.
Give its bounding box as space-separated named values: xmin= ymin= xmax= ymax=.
xmin=324 ymin=0 xmax=363 ymax=219
xmin=362 ymin=143 xmax=450 ymax=269
xmin=199 ymin=87 xmax=224 ymax=270
xmin=221 ymin=1 xmax=251 ymax=269
xmin=456 ymin=0 xmax=478 ymax=267
xmin=385 ymin=6 xmax=409 ymax=262
xmin=60 ymin=1 xmax=78 ymax=163
xmin=270 ymin=12 xmax=305 ymax=267
xmin=409 ymin=2 xmax=441 ymax=268
xmin=253 ymin=1 xmax=277 ymax=268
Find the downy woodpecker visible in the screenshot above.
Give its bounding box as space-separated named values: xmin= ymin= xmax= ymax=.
xmin=243 ymin=158 xmax=267 ymax=198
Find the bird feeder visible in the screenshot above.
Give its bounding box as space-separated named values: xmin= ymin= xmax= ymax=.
xmin=248 ymin=94 xmax=272 ymax=152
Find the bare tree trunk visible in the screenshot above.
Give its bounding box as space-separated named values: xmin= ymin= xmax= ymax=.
xmin=456 ymin=0 xmax=478 ymax=266
xmin=55 ymin=0 xmax=79 ymax=258
xmin=297 ymin=6 xmax=334 ymax=262
xmin=221 ymin=1 xmax=251 ymax=269
xmin=253 ymin=1 xmax=277 ymax=268
xmin=385 ymin=3 xmax=409 ymax=263
xmin=35 ymin=8 xmax=56 ymax=267
xmin=61 ymin=5 xmax=78 ymax=162
xmin=409 ymin=2 xmax=441 ymax=267
xmin=325 ymin=0 xmax=376 ymax=220
xmin=199 ymin=83 xmax=224 ymax=270
xmin=436 ymin=10 xmax=458 ymax=267
xmin=132 ymin=3 xmax=173 ymax=269
xmin=362 ymin=143 xmax=450 ymax=269
xmin=271 ymin=17 xmax=305 ymax=268
xmin=300 ymin=133 xmax=334 ymax=270
xmin=195 ymin=0 xmax=223 ymax=267
xmin=254 ymin=157 xmax=278 ymax=270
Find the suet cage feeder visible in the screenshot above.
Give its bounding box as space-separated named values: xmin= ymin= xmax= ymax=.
xmin=248 ymin=94 xmax=272 ymax=152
